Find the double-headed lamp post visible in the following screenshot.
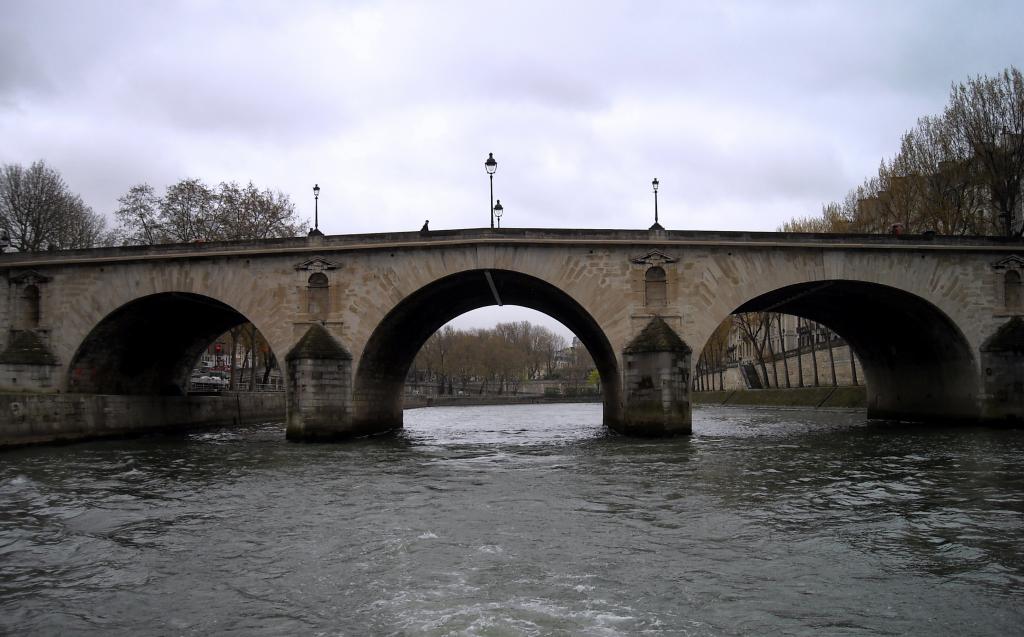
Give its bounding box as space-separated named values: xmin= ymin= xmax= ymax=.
xmin=485 ymin=152 xmax=497 ymax=228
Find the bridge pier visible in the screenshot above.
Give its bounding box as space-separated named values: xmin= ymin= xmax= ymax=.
xmin=618 ymin=317 xmax=693 ymax=436
xmin=980 ymin=316 xmax=1024 ymax=424
xmin=285 ymin=324 xmax=357 ymax=441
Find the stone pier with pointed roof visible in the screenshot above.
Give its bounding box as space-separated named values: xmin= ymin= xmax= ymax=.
xmin=622 ymin=316 xmax=693 ymax=435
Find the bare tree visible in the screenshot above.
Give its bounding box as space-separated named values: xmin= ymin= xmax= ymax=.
xmin=227 ymin=325 xmax=243 ymax=390
xmin=733 ymin=312 xmax=774 ymax=388
xmin=215 ymin=181 xmax=305 ymax=240
xmin=825 ymin=327 xmax=838 ymax=386
xmin=946 ymin=67 xmax=1024 ymax=237
xmin=894 ymin=116 xmax=989 ymax=235
xmin=795 ymin=317 xmax=805 ymax=387
xmin=765 ymin=314 xmax=781 ymax=388
xmin=782 ymin=65 xmax=1024 ymax=238
xmin=809 ymin=320 xmax=820 ymax=386
xmin=161 ymin=178 xmax=217 ymax=242
xmin=697 ymin=318 xmax=731 ymax=391
xmin=0 ymin=160 xmax=108 ymax=251
xmin=541 ymin=331 xmax=567 ymax=378
xmin=777 ymin=314 xmax=791 ymax=387
xmin=114 ymin=184 xmax=163 ymax=245
xmin=114 ymin=178 xmax=307 ymax=245
xmin=415 ymin=325 xmax=457 ymax=394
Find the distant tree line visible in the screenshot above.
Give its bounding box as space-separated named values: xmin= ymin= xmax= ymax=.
xmin=782 ymin=66 xmax=1024 ymax=238
xmin=0 ymin=161 xmax=307 ymax=252
xmin=411 ymin=321 xmax=596 ymax=395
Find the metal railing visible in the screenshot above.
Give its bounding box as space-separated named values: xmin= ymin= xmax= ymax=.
xmin=189 ymin=381 xmax=284 ymax=393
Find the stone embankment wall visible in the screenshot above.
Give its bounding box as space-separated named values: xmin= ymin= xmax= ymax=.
xmin=772 ymin=344 xmax=864 ymax=388
xmin=0 ymin=392 xmax=285 ymax=448
xmin=697 ymin=344 xmax=865 ymax=391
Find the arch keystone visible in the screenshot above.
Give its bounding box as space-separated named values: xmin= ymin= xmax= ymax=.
xmin=620 ymin=316 xmax=693 ymax=436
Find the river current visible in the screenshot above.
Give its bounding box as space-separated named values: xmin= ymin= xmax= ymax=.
xmin=1 ymin=404 xmax=1022 ymax=636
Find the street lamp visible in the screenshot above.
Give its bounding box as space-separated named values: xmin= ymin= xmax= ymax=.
xmin=650 ymin=177 xmax=664 ymax=230
xmin=493 ymin=199 xmax=503 ymax=228
xmin=309 ymin=184 xmax=323 ymax=237
xmin=485 ymin=152 xmax=497 ymax=228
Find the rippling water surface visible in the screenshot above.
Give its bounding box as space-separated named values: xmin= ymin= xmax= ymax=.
xmin=2 ymin=404 xmax=1023 ymax=635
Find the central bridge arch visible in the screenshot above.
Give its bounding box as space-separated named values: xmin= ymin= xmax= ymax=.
xmin=350 ymin=269 xmax=622 ymax=433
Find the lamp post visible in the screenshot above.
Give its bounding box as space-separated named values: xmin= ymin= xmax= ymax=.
xmin=313 ymin=184 xmax=320 ymax=230
xmin=309 ymin=184 xmax=323 ymax=237
xmin=485 ymin=152 xmax=497 ymax=228
xmin=650 ymin=177 xmax=663 ymax=230
xmin=493 ymin=200 xmax=503 ymax=228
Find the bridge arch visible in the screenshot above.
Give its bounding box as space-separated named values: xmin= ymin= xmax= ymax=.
xmin=67 ymin=291 xmax=278 ymax=396
xmin=350 ymin=268 xmax=622 ymax=432
xmin=708 ymin=279 xmax=979 ymax=421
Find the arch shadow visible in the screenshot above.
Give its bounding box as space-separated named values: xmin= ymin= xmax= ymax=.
xmin=352 ymin=269 xmax=621 ymax=431
xmin=732 ymin=280 xmax=980 ymax=421
xmin=68 ymin=292 xmax=260 ymax=395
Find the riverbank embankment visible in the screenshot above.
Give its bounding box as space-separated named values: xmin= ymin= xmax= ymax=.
xmin=405 ymin=388 xmax=865 ymax=411
xmin=692 ymin=386 xmax=866 ymax=409
xmin=0 ymin=392 xmax=286 ymax=448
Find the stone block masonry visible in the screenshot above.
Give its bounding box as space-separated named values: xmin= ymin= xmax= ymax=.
xmin=621 ymin=316 xmax=693 ymax=436
xmin=285 ymin=323 xmax=359 ymax=440
xmin=0 ymin=392 xmax=285 ymax=447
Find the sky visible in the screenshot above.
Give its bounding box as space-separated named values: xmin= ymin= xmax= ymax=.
xmin=2 ymin=0 xmax=1022 ymax=340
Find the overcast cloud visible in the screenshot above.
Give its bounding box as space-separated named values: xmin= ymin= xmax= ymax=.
xmin=2 ymin=0 xmax=1022 ymax=336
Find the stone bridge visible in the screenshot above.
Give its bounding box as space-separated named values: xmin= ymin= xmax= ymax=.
xmin=1 ymin=228 xmax=1021 ymax=443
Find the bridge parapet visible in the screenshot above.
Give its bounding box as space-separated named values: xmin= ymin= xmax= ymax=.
xmin=0 ymin=228 xmax=1018 ymax=268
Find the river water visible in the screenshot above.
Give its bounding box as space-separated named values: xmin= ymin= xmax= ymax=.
xmin=1 ymin=404 xmax=1023 ymax=636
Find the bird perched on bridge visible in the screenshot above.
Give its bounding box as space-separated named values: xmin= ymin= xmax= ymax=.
xmin=420 ymin=220 xmax=430 ymax=233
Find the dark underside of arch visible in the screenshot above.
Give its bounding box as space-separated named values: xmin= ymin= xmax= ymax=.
xmin=68 ymin=293 xmax=249 ymax=395
xmin=735 ymin=280 xmax=979 ymax=420
xmin=353 ymin=269 xmax=621 ymax=429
